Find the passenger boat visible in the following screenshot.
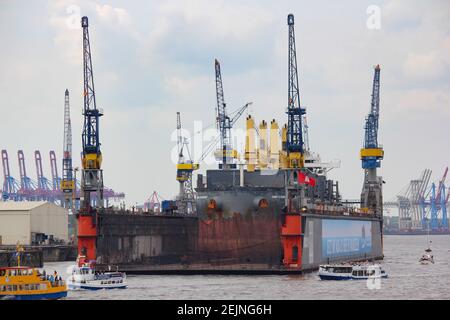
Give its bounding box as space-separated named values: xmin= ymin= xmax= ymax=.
xmin=318 ymin=263 xmax=388 ymax=280
xmin=66 ymin=256 xmax=127 ymax=290
xmin=0 ymin=245 xmax=67 ymax=300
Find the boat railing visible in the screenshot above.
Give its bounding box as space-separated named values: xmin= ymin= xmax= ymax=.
xmin=40 ymin=275 xmax=65 ymax=287
xmin=50 ymin=279 xmax=65 ymax=287
xmin=308 ymin=204 xmax=380 ymax=218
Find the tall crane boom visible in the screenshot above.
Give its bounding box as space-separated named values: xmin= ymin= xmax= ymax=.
xmin=286 ymin=13 xmax=306 ymax=168
xmin=361 ymin=65 xmax=383 ymax=168
xmin=214 ymin=59 xmax=235 ymax=169
xmin=61 ymin=89 xmax=74 ymax=208
xmin=82 ymin=19 xmax=102 ymax=157
xmin=81 ymin=16 xmax=104 ymax=208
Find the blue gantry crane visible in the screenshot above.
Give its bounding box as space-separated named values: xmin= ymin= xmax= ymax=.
xmin=361 ymin=65 xmax=383 ymax=170
xmin=420 ymin=168 xmax=449 ymax=231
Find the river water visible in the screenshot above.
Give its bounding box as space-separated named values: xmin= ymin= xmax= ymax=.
xmin=46 ymin=235 xmax=450 ymax=300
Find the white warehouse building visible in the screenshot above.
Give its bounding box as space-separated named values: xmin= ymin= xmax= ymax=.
xmin=0 ymin=201 xmax=68 ymax=245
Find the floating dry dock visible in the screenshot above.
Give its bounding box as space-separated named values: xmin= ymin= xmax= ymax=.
xmin=90 ymin=170 xmax=383 ymax=275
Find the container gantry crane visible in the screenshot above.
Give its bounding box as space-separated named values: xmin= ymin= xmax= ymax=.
xmin=18 ymin=150 xmax=37 ymax=199
xmin=360 ymin=65 xmax=384 ymax=216
xmin=49 ymin=150 xmax=60 ymax=193
xmin=77 ymin=16 xmax=104 ymax=266
xmin=61 ymin=89 xmax=75 ymax=209
xmin=285 ymin=14 xmax=306 ymax=169
xmin=35 ymin=150 xmax=52 ymax=200
xmin=1 ymin=150 xmax=20 ymax=201
xmin=420 ymin=168 xmax=449 ymax=231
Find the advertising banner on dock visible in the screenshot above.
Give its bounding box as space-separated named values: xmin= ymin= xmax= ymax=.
xmin=322 ymin=219 xmax=372 ymax=258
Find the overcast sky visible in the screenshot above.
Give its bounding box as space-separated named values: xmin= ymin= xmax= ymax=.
xmin=0 ymin=0 xmax=449 ymax=210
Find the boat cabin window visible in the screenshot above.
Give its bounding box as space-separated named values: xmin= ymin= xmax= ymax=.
xmin=27 ymin=284 xmax=37 ymax=291
xmin=334 ymin=267 xmax=351 ymax=273
xmin=0 ymin=269 xmax=6 ymax=276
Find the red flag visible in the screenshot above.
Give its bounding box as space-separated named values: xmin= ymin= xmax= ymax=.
xmin=298 ymin=172 xmax=316 ymax=187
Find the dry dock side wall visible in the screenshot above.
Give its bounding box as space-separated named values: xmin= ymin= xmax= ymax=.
xmin=302 ymin=215 xmax=383 ymax=268
xmin=96 ymin=214 xmax=198 ymax=265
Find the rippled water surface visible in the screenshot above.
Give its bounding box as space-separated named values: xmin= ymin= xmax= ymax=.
xmin=46 ymin=235 xmax=450 ymax=300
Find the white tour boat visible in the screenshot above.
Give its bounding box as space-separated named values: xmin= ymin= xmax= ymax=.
xmin=319 ymin=263 xmax=388 ymax=280
xmin=66 ymin=258 xmax=127 ymax=290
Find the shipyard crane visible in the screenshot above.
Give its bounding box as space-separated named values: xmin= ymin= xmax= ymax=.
xmin=197 ymin=102 xmax=252 ymax=166
xmin=285 ymin=14 xmax=306 ymax=169
xmin=78 ymin=16 xmax=104 ymax=266
xmin=176 ymin=112 xmax=198 ymax=214
xmin=360 ymin=65 xmax=383 ymax=216
xmin=214 ymin=59 xmax=239 ymax=169
xmin=61 ymin=89 xmax=75 ymax=209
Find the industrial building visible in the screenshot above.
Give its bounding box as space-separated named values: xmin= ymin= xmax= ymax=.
xmin=0 ymin=201 xmax=68 ymax=245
